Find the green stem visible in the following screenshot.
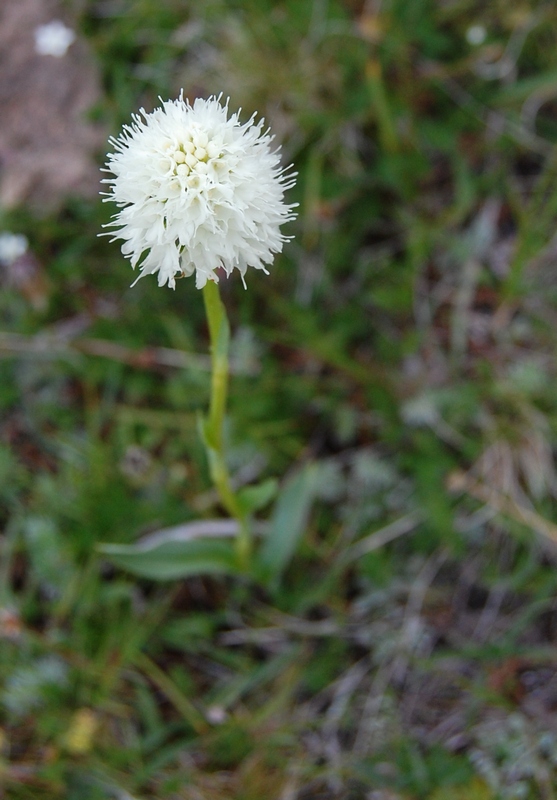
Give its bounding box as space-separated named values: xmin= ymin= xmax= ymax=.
xmin=202 ymin=280 xmax=251 ymax=570
xmin=136 ymin=653 xmax=208 ymax=733
xmin=366 ymin=57 xmax=399 ymax=154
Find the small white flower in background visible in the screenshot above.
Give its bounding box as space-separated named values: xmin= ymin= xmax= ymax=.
xmin=102 ymin=95 xmax=297 ymax=289
xmin=0 ymin=233 xmax=28 ymax=266
xmin=466 ymin=24 xmax=487 ymax=46
xmin=34 ymin=20 xmax=76 ymax=58
xmin=206 ymin=705 xmax=227 ymax=725
xmin=400 ymin=394 xmax=439 ymax=427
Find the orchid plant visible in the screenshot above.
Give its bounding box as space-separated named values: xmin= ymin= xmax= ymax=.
xmin=98 ymin=94 xmax=313 ymax=584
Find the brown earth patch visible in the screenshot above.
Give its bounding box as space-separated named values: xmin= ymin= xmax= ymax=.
xmin=0 ymin=0 xmax=106 ymax=209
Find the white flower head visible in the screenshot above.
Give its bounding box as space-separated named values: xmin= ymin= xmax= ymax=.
xmin=34 ymin=20 xmax=76 ymax=57
xmin=466 ymin=24 xmax=487 ymax=46
xmin=0 ymin=233 xmax=28 ymax=266
xmin=102 ymin=94 xmax=297 ymax=289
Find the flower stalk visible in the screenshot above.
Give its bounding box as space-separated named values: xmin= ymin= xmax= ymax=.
xmin=202 ymin=279 xmax=251 ymax=570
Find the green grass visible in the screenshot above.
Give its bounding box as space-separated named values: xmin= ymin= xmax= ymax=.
xmin=2 ymin=0 xmax=557 ymax=797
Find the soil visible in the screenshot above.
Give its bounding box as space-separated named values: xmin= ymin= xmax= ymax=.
xmin=0 ymin=0 xmax=106 ymax=209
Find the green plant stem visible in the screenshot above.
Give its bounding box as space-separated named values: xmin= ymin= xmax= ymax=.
xmin=366 ymin=57 xmax=399 ymax=154
xmin=202 ymin=279 xmax=251 ymax=570
xmin=136 ymin=653 xmax=209 ymax=734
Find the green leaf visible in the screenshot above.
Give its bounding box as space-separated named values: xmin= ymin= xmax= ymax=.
xmin=237 ymin=478 xmax=278 ymax=516
xmin=198 ymin=411 xmax=215 ymax=451
xmin=256 ymin=463 xmax=318 ymax=587
xmin=98 ymin=537 xmax=239 ymax=580
xmin=494 ymin=69 xmax=557 ymax=105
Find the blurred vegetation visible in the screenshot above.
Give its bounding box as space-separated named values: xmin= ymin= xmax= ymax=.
xmin=2 ymin=0 xmax=557 ymax=797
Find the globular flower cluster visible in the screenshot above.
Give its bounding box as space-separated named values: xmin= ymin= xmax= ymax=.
xmin=102 ymin=95 xmax=296 ymax=289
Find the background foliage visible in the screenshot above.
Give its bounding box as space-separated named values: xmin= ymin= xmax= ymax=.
xmin=2 ymin=0 xmax=557 ymax=797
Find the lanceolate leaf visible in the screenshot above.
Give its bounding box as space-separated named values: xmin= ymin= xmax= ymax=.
xmin=237 ymin=478 xmax=278 ymax=516
xmin=98 ymin=537 xmax=239 ymax=580
xmin=256 ymin=463 xmax=318 ymax=587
